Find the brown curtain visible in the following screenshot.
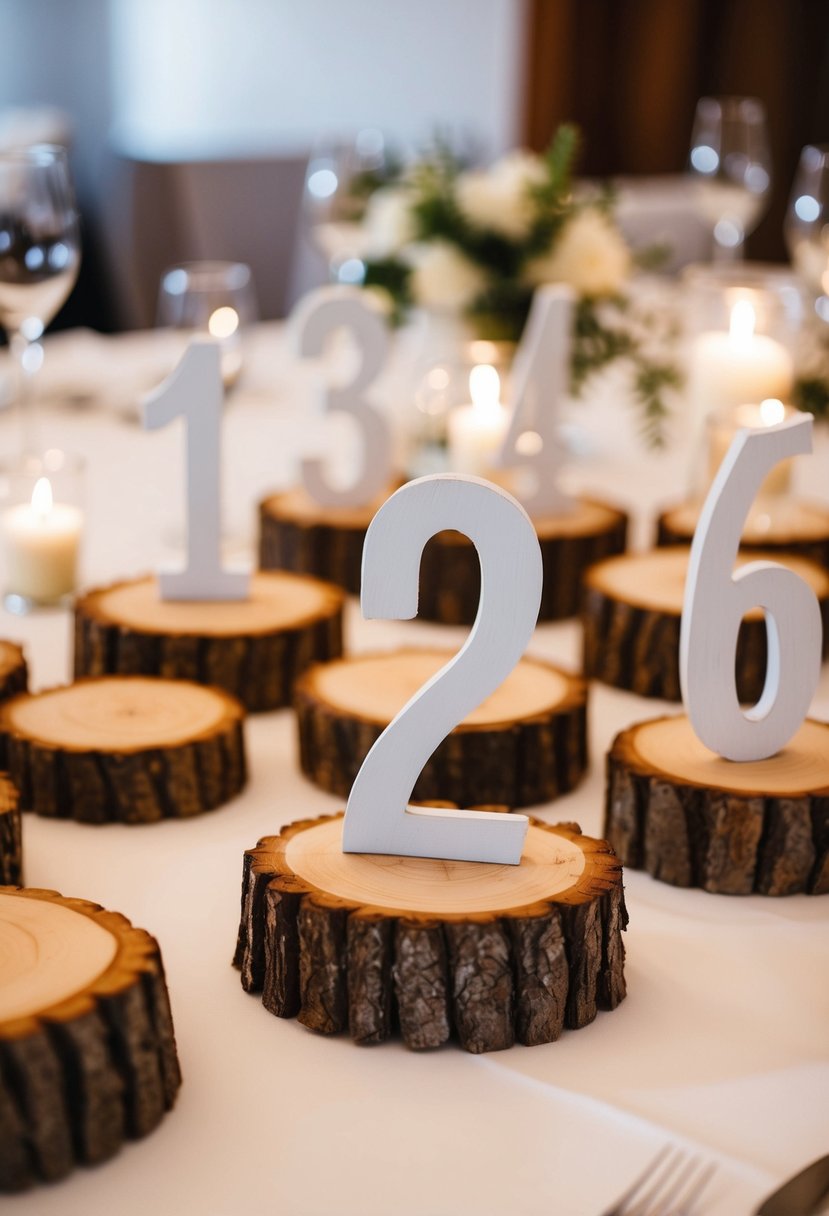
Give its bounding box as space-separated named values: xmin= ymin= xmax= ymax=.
xmin=523 ymin=0 xmax=829 ymax=260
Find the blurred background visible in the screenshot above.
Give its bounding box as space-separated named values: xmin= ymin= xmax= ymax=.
xmin=2 ymin=0 xmax=827 ymax=333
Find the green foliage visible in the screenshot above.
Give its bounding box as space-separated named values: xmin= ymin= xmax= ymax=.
xmin=793 ymin=376 xmax=829 ymax=421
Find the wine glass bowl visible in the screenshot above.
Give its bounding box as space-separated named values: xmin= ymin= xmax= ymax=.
xmin=785 ymin=144 xmax=829 ymax=320
xmin=0 ymin=144 xmax=80 ymax=451
xmin=689 ymin=96 xmax=772 ymax=260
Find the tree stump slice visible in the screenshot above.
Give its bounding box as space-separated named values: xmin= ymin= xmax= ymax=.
xmin=259 ymin=485 xmax=394 ymax=597
xmin=234 ymin=813 xmax=626 ymax=1053
xmin=0 ymin=776 xmax=21 ymax=885
xmin=582 ymin=546 xmax=829 ymax=702
xmin=295 ymin=648 xmax=588 ymax=808
xmin=0 ymin=676 xmax=246 ymax=824
xmin=416 ymin=497 xmax=628 ymax=624
xmin=657 ymin=499 xmax=829 ymax=571
xmin=74 ymin=572 xmax=345 ymax=713
xmin=0 ymin=642 xmax=27 ymax=705
xmin=604 ymin=715 xmax=829 ymax=896
xmin=0 ymin=885 xmax=181 ymax=1191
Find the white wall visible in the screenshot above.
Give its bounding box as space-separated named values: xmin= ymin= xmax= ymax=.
xmin=109 ymin=0 xmax=527 ymax=160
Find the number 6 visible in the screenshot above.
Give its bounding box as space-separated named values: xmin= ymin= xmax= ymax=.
xmin=680 ymin=413 xmax=821 ymax=761
xmin=342 ymin=475 xmax=542 ymax=864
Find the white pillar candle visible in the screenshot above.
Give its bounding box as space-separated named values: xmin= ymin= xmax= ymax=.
xmin=448 ymin=365 xmax=509 ymax=477
xmin=687 ymin=299 xmax=794 ymax=431
xmin=2 ymin=477 xmax=82 ymax=602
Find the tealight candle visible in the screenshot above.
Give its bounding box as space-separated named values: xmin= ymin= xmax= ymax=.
xmin=2 ymin=475 xmax=82 ymax=605
xmin=687 ymin=298 xmax=794 ymax=429
xmin=447 ymin=364 xmax=509 ymax=477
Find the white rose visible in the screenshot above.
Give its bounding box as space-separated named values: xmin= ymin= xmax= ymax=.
xmin=526 ymin=208 xmax=632 ymax=295
xmin=455 ymin=151 xmax=546 ymax=241
xmin=406 ymin=241 xmax=486 ymax=311
xmin=362 ymin=186 xmax=416 ymax=258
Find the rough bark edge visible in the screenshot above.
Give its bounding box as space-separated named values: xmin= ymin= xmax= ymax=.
xmin=0 ymin=644 xmax=27 ymax=706
xmin=0 ymin=678 xmax=247 ymax=824
xmin=73 ymin=575 xmax=346 ymax=713
xmin=234 ymin=812 xmax=626 ymax=1053
xmin=581 ymin=553 xmax=829 ymax=703
xmin=603 ymin=715 xmax=829 ymax=896
xmin=260 ymin=493 xmax=628 ymax=624
xmin=0 ymin=775 xmax=21 ymax=885
xmin=0 ymin=886 xmax=181 ymax=1192
xmin=294 ymin=653 xmax=589 ymax=810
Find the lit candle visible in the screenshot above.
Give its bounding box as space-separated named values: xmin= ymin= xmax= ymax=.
xmin=707 ymin=397 xmax=795 ymax=497
xmin=687 ymin=298 xmax=794 ymax=429
xmin=2 ymin=477 xmax=82 ymax=603
xmin=207 ymin=306 xmax=242 ymax=387
xmin=447 ymin=365 xmax=509 ymax=477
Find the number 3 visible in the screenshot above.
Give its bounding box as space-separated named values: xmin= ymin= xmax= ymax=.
xmin=342 ymin=475 xmax=542 ymax=864
xmin=680 ymin=413 xmax=821 ymax=761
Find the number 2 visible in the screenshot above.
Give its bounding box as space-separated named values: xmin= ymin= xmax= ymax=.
xmin=342 ymin=475 xmax=543 ymax=864
xmin=293 ymin=286 xmax=393 ymax=508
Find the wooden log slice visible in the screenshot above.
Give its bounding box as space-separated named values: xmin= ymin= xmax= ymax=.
xmin=582 ymin=546 xmax=829 ymax=702
xmin=0 ymin=642 xmax=27 ymax=704
xmin=259 ymin=485 xmax=393 ymax=597
xmin=657 ymin=498 xmax=829 ymax=571
xmin=0 ymin=885 xmax=181 ymax=1191
xmin=605 ymin=715 xmax=829 ymax=896
xmin=416 ymin=497 xmax=629 ymax=624
xmin=0 ymin=676 xmax=246 ymax=824
xmin=74 ymin=571 xmax=345 ymax=713
xmin=295 ymin=648 xmax=588 ymax=808
xmin=234 ymin=812 xmax=626 ymax=1053
xmin=0 ymin=776 xmax=21 ymax=886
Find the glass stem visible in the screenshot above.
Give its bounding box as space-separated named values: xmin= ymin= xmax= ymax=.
xmin=10 ymin=330 xmax=38 ymax=456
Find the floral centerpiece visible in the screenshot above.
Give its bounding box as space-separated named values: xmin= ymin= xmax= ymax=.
xmin=356 ymin=126 xmax=681 ymax=446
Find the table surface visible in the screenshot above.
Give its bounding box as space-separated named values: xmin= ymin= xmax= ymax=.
xmin=2 ymin=322 xmax=828 ymax=1216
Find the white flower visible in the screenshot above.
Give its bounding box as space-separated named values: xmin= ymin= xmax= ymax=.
xmin=455 ymin=151 xmax=546 ymax=241
xmin=406 ymin=241 xmax=486 ymax=311
xmin=526 ymin=207 xmax=632 ymax=295
xmin=362 ymin=186 xmax=416 ymax=258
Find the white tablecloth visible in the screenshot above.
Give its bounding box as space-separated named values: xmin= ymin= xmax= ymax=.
xmin=2 ymin=324 xmax=828 ymax=1216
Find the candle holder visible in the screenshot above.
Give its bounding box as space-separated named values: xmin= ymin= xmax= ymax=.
xmin=682 ymin=263 xmax=804 ymax=437
xmin=0 ymin=449 xmax=84 ymax=613
xmin=157 ymin=261 xmax=257 ymax=388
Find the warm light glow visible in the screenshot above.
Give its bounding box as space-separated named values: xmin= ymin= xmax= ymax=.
xmin=208 ymin=306 xmax=239 ymax=339
xmin=515 ymin=430 xmax=543 ymax=456
xmin=31 ymin=477 xmax=53 ymax=520
xmin=469 ymin=364 xmax=501 ymax=415
xmin=759 ymin=398 xmax=786 ymax=426
xmin=729 ymin=299 xmax=756 ymax=343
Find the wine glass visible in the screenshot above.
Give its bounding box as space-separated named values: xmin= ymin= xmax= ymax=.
xmin=302 ymin=129 xmax=392 ymax=283
xmin=785 ymin=144 xmax=829 ymax=321
xmin=157 ymin=261 xmax=257 ymax=388
xmin=688 ymin=96 xmax=772 ymax=261
xmin=0 ymin=144 xmax=80 ymax=452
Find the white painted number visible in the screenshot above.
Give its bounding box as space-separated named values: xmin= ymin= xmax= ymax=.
xmin=143 ymin=340 xmax=249 ymax=601
xmin=680 ymin=413 xmax=821 ymax=761
xmin=293 ymin=286 xmax=392 ymax=507
xmin=342 ymin=475 xmax=542 ymax=864
xmin=496 ymin=284 xmax=573 ymax=515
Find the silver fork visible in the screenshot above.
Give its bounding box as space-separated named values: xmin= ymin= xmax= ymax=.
xmin=600 ymin=1145 xmax=718 ymax=1216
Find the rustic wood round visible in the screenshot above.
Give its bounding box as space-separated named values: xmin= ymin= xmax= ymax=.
xmin=0 ymin=675 xmax=247 ymax=823
xmin=0 ymin=886 xmax=181 ymax=1191
xmin=582 ymin=546 xmax=829 ymax=702
xmin=295 ymin=648 xmax=588 ymax=808
xmin=235 ymin=813 xmax=626 ymax=1053
xmin=657 ymin=498 xmax=829 ymax=571
xmin=73 ymin=571 xmax=345 ymax=712
xmin=0 ymin=775 xmax=21 ymax=885
xmin=604 ymin=714 xmax=829 ymax=896
xmin=259 ymin=487 xmax=627 ymax=623
xmin=0 ymin=641 xmax=27 ymax=704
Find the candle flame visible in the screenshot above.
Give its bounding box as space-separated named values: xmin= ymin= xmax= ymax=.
xmin=759 ymin=398 xmax=785 ymax=426
xmin=208 ymin=306 xmax=239 ymax=338
xmin=469 ymin=364 xmax=500 ymax=416
xmin=31 ymin=476 xmax=53 ymax=519
xmin=729 ymin=299 xmax=756 ymax=343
